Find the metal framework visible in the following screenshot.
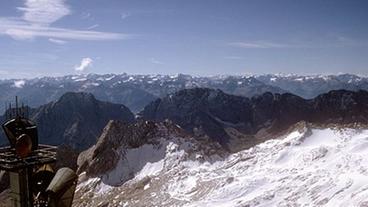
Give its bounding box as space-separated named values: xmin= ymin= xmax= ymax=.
xmin=0 ymin=145 xmax=57 ymax=171
xmin=0 ymin=145 xmax=57 ymax=207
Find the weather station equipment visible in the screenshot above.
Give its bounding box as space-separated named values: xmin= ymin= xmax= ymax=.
xmin=0 ymin=97 xmax=78 ymax=207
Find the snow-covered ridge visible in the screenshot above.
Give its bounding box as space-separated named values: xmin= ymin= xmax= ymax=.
xmin=74 ymin=125 xmax=368 ymax=206
xmin=3 ymin=73 xmax=368 ymax=87
xmin=1 ymin=72 xmax=367 ymax=113
xmin=5 ymin=73 xmax=367 ymax=100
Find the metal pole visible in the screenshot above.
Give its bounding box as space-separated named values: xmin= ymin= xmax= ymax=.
xmin=15 ymin=96 xmax=18 ymax=117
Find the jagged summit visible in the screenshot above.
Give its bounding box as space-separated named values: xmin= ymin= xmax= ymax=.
xmin=57 ymin=92 xmax=96 ymax=104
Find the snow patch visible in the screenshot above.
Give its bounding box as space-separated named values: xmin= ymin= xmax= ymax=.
xmin=13 ymin=80 xmax=25 ymax=88
xmin=102 ymin=142 xmax=167 ymax=186
xmin=76 ymin=127 xmax=368 ymax=207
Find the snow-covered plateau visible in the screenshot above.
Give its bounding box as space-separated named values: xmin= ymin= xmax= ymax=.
xmin=74 ymin=125 xmax=368 ymax=207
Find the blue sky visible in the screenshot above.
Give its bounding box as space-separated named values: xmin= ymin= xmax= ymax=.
xmin=0 ymin=0 xmax=367 ymax=78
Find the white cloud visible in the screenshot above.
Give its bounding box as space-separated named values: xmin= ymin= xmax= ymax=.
xmin=228 ymin=41 xmax=291 ymax=49
xmin=0 ymin=18 xmax=131 ymax=41
xmin=149 ymin=58 xmax=164 ymax=65
xmin=228 ymin=37 xmax=368 ymax=49
xmin=13 ymin=80 xmax=26 ymax=88
xmin=0 ymin=1 xmax=132 ymax=41
xmin=17 ymin=0 xmax=71 ymax=26
xmin=75 ymin=57 xmax=93 ymax=72
xmin=81 ymin=12 xmax=91 ymax=20
xmin=86 ymin=24 xmax=99 ymax=30
xmin=224 ymin=56 xmax=244 ymax=60
xmin=48 ymin=38 xmax=67 ymax=44
xmin=121 ymin=12 xmax=131 ymax=20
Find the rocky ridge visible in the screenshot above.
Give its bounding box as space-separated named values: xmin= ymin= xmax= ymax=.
xmin=141 ymin=88 xmax=368 ymax=147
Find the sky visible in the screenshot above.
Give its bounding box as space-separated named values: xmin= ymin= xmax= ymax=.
xmin=0 ymin=0 xmax=367 ymax=79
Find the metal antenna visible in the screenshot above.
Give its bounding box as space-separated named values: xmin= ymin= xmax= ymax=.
xmin=25 ymin=100 xmax=29 ymax=119
xmin=9 ymin=103 xmax=12 ymax=119
xmin=26 ymin=105 xmax=29 ymax=119
xmin=5 ymin=102 xmax=7 ymax=120
xmin=22 ymin=102 xmax=27 ymax=118
xmin=15 ymin=96 xmax=19 ymax=118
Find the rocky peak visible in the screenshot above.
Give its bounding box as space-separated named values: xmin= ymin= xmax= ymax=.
xmin=56 ymin=92 xmax=96 ymax=106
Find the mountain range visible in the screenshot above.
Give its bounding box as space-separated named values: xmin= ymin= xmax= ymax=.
xmin=1 ymin=73 xmax=368 ymax=113
xmin=1 ymin=86 xmax=368 ymax=153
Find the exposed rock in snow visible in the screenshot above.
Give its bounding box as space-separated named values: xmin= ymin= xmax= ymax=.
xmin=74 ymin=123 xmax=368 ymax=206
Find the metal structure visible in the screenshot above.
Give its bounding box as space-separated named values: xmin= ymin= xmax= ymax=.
xmin=0 ymin=145 xmax=57 ymax=207
xmin=0 ymin=97 xmax=77 ymax=207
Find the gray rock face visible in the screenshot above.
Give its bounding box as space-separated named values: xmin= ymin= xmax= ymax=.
xmin=141 ymin=88 xmax=368 ymax=145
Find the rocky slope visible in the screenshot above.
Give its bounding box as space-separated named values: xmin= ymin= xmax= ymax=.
xmin=74 ymin=122 xmax=368 ymax=207
xmin=141 ymin=88 xmax=368 ymax=147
